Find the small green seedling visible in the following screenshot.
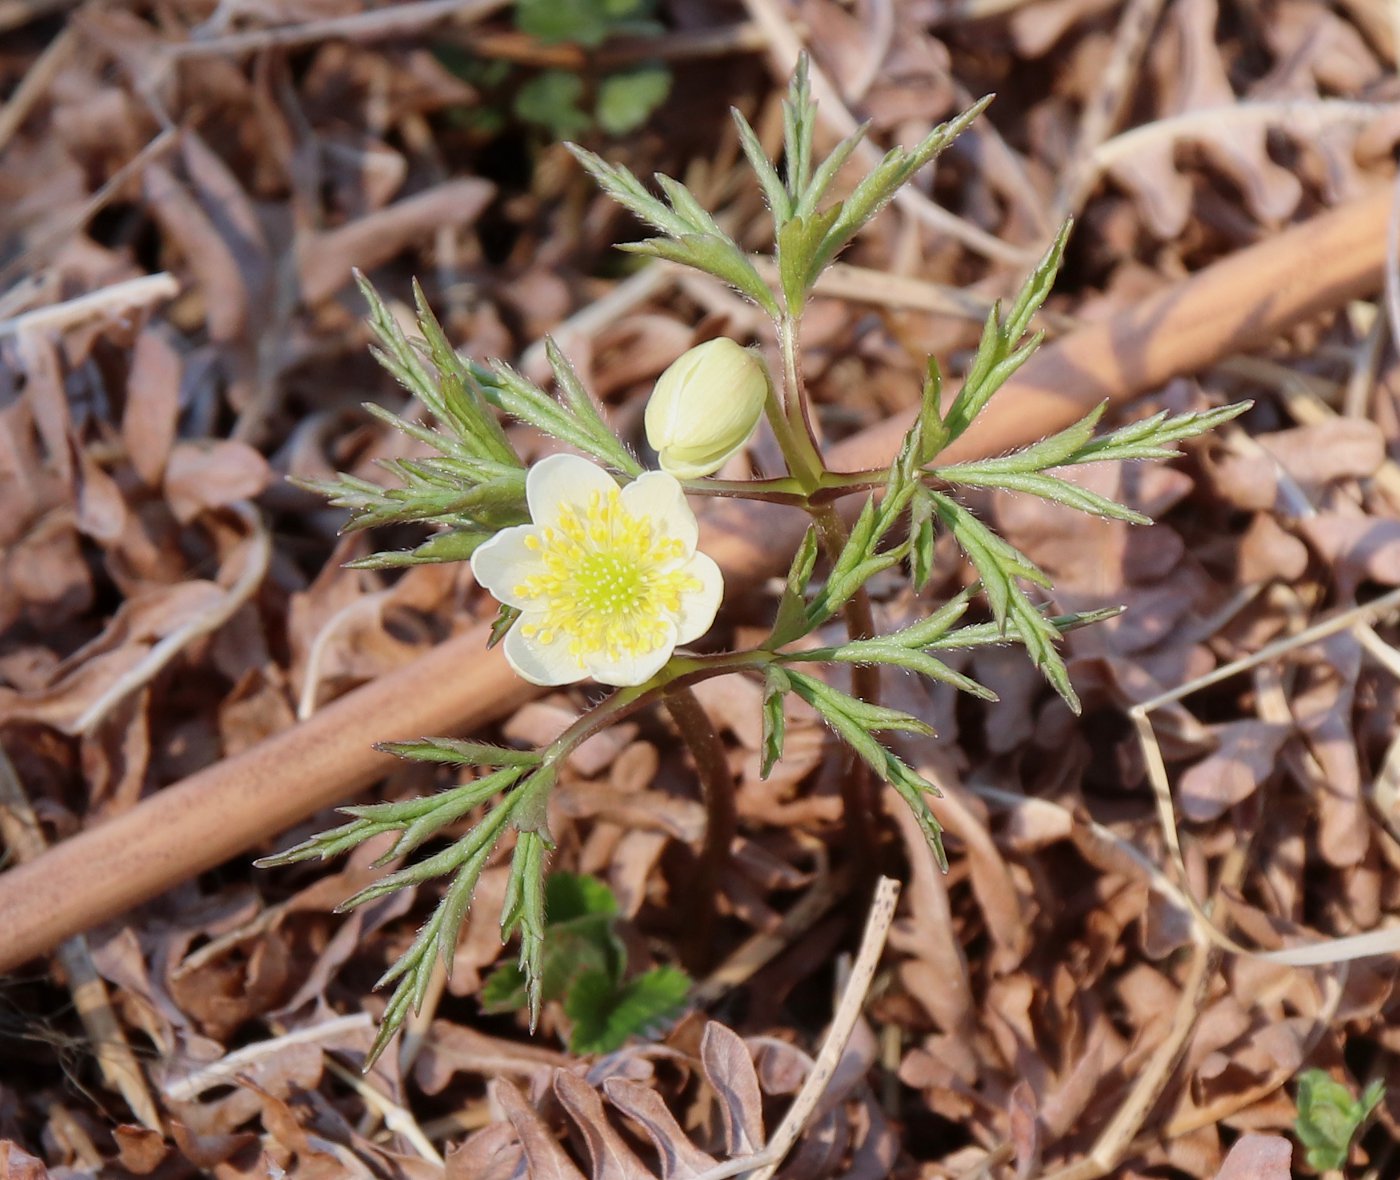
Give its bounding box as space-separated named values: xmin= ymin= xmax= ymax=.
xmin=481 ymin=872 xmax=690 ymax=1054
xmin=1294 ymin=1068 xmax=1384 ymax=1171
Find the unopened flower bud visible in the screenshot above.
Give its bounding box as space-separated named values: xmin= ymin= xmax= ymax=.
xmin=644 ymin=339 xmax=769 ymax=479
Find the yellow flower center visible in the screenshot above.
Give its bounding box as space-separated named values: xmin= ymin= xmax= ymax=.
xmin=513 ymin=488 xmax=700 ymax=666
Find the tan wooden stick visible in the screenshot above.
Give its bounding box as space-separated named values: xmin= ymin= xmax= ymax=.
xmin=0 ymin=183 xmax=1388 ymax=975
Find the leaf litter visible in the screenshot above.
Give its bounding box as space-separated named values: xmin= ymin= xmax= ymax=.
xmin=1 ymin=0 xmax=1400 ymax=1175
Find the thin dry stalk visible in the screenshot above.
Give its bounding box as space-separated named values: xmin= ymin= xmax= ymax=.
xmin=1053 ymin=0 xmax=1167 ymax=220
xmin=0 ymin=25 xmax=76 ymax=153
xmin=323 ymin=1058 xmax=443 ymax=1165
xmin=74 ymin=506 xmax=270 ymax=734
xmin=689 ymin=876 xmax=901 ymax=1180
xmin=1 ymin=274 xmax=179 ymax=339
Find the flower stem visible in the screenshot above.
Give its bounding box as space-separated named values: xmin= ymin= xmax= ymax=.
xmin=663 ymin=685 xmax=736 ymax=970
xmin=767 ymin=316 xmax=827 ymax=494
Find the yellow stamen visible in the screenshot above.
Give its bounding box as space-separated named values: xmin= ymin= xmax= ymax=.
xmin=516 ymin=487 xmax=700 ymax=666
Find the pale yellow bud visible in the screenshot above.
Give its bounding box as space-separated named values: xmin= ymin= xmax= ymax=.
xmin=644 ymin=339 xmax=769 ymax=479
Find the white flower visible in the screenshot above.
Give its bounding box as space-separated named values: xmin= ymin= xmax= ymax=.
xmin=470 ymin=454 xmax=724 ymax=687
xmin=644 ymin=338 xmax=769 ymax=479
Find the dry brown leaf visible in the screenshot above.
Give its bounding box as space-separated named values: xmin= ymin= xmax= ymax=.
xmin=122 ymin=327 xmax=183 ymax=487
xmin=600 ymin=1077 xmax=719 ymax=1179
xmin=1177 ymin=720 xmax=1291 ymax=822
xmin=491 ymin=1077 xmax=588 ymax=1180
xmin=1213 ymin=1133 xmax=1291 ymax=1179
xmin=553 ymin=1069 xmax=656 ymax=1180
xmin=297 ymin=178 xmax=495 ymax=305
xmin=163 ymin=439 xmax=272 ymax=522
xmin=699 ymin=1021 xmax=765 ymax=1156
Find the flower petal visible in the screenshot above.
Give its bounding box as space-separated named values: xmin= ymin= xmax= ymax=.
xmin=470 ymin=526 xmax=546 ymax=608
xmin=583 ymin=623 xmax=678 ymax=687
xmin=620 ymin=470 xmax=698 ymax=554
xmin=673 ymin=551 xmax=723 ymax=645
xmin=503 ymin=616 xmax=587 ymax=685
xmin=526 ymin=453 xmax=618 ymax=530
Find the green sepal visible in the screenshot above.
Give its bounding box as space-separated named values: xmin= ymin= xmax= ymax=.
xmin=489 ymin=603 xmax=522 ymax=650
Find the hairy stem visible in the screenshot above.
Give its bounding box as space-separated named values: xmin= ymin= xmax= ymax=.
xmin=664 ymin=685 xmax=737 ymax=970
xmin=771 ymin=316 xmax=827 ymax=493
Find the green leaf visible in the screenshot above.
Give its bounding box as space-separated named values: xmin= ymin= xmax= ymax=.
xmin=565 ymin=144 xmax=692 ymax=238
xmin=768 ymin=525 xmax=821 ymax=647
xmin=938 ymin=224 xmax=1069 ymax=444
xmin=936 ymin=468 xmax=1151 ymax=524
xmin=817 ymin=641 xmax=996 ymax=700
xmin=544 ymin=339 xmax=641 ymax=474
xmin=783 ymin=669 xmax=933 ymax=736
xmin=784 ymin=669 xmax=946 ymax=868
xmin=1294 ymin=1069 xmax=1384 ymax=1171
xmin=622 ymin=235 xmax=779 ymax=317
xmin=917 ymin=358 xmax=949 ymax=464
xmin=345 ymin=527 xmax=491 ymax=570
xmin=480 ymin=962 xmax=529 ymax=1012
xmin=760 ymin=665 xmax=790 ymax=779
xmin=546 ymin=870 xmax=618 ymax=922
xmin=475 ymin=359 xmax=635 ymax=470
xmin=411 ymin=279 xmax=520 ymax=466
xmin=515 ymin=71 xmax=593 ymax=137
xmin=925 ymin=605 xmax=1122 ymax=652
xmin=1065 ymin=402 xmax=1252 ymax=464
xmin=375 ymin=738 xmax=542 ymax=768
xmin=596 ymin=65 xmax=671 ymax=136
xmin=500 ymin=830 xmax=550 ymax=1028
xmin=792 ymin=120 xmax=869 ymax=221
xmin=908 ymin=488 xmax=936 ymax=592
xmin=517 ymin=0 xmax=613 ymax=47
xmin=928 ymin=492 xmax=1079 ymax=712
xmin=731 ymin=106 xmax=790 ymax=223
xmin=565 ymin=964 xmax=690 ymax=1054
xmin=776 ymin=207 xmax=840 ymax=311
xmin=806 ymin=98 xmax=990 ymax=279
xmin=782 ymin=54 xmax=816 ymax=205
